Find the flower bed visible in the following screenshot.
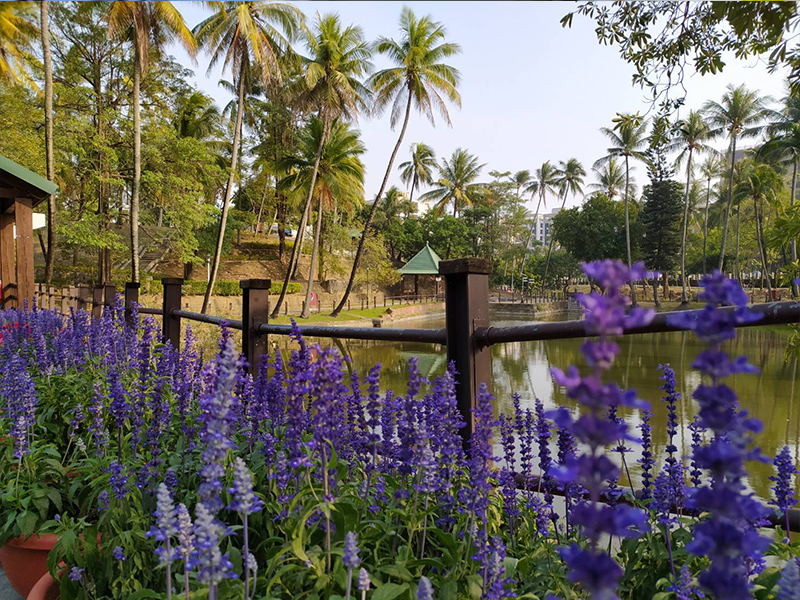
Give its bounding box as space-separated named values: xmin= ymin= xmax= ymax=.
xmin=0 ymin=261 xmax=797 ymax=600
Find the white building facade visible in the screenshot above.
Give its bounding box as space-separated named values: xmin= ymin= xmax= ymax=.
xmin=529 ymin=207 xmax=561 ymax=246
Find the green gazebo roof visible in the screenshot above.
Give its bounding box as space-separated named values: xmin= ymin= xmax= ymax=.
xmin=0 ymin=154 xmax=57 ymax=204
xmin=398 ymin=243 xmax=441 ymax=275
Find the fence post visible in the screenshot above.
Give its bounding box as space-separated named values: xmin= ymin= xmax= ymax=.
xmin=240 ymin=279 xmax=271 ymax=373
xmin=440 ymin=258 xmax=492 ymax=447
xmin=76 ymin=285 xmax=89 ymax=312
xmin=60 ymin=287 xmax=70 ymax=315
xmin=92 ymin=286 xmax=103 ymax=320
xmin=124 ymin=282 xmax=140 ymax=327
xmin=103 ymin=282 xmax=116 ymax=312
xmin=162 ymin=278 xmax=183 ymax=349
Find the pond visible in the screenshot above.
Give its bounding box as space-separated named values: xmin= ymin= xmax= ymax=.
xmin=274 ymin=313 xmax=799 ymax=500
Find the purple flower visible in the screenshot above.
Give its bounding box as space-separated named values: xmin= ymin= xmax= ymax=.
xmin=68 ymin=566 xmax=84 ymax=582
xmin=776 ymin=559 xmax=800 ymax=600
xmin=113 ymin=546 xmax=125 ymax=561
xmin=417 ymin=576 xmax=433 ymax=600
xmin=559 ymin=544 xmax=622 ymax=600
xmin=107 ymin=461 xmax=129 ymax=500
xmin=688 ymin=416 xmax=704 ymax=487
xmin=191 ymin=502 xmax=234 ymax=586
xmin=770 ymin=446 xmax=797 ymax=536
xmin=147 ymin=483 xmax=178 ymax=566
xmin=97 ymin=490 xmax=110 ymax=513
xmin=485 ymin=536 xmax=515 ymax=599
xmin=175 ymin=503 xmax=194 ymax=562
xmin=358 ymin=567 xmax=370 ymax=591
xmin=668 ymin=565 xmax=703 ymax=600
xmin=343 ymin=531 xmax=360 ymax=569
xmin=228 ymin=457 xmax=263 ymax=515
xmin=639 ymin=410 xmax=654 ymax=498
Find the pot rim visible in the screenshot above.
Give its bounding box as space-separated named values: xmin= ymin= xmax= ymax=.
xmin=4 ymin=533 xmax=58 ymax=551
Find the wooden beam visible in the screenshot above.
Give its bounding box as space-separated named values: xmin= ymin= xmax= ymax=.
xmin=0 ymin=210 xmax=15 ymax=308
xmin=15 ymin=197 xmax=34 ymax=307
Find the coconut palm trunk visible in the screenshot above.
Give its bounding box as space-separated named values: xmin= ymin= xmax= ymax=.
xmin=41 ymin=0 xmax=56 ymax=284
xmin=542 ymin=188 xmax=567 ymax=287
xmin=202 ymin=67 xmax=246 ymax=314
xmin=519 ymin=192 xmax=544 ymax=282
xmin=719 ymin=136 xmax=737 ymax=272
xmin=130 ymin=48 xmax=142 ymax=283
xmin=679 ymin=149 xmax=693 ymax=303
xmin=271 ymin=123 xmax=327 ymax=318
xmin=703 ymin=175 xmax=711 ymax=274
xmin=754 ymin=198 xmax=773 ymax=295
xmin=623 ymin=154 xmax=637 ymax=305
xmin=332 ymin=94 xmax=412 ymax=317
xmin=301 ymin=196 xmax=324 ymax=318
xmin=792 ymin=157 xmax=798 ymax=298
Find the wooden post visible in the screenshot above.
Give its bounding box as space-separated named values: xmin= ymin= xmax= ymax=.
xmin=15 ymin=198 xmax=34 ymax=308
xmin=240 ymin=279 xmax=270 ymax=373
xmin=124 ymin=282 xmax=140 ymax=327
xmin=61 ymin=286 xmax=70 ymax=315
xmin=77 ymin=285 xmax=90 ymax=312
xmin=440 ymin=258 xmax=492 ymax=446
xmin=0 ymin=211 xmax=16 ymax=308
xmin=162 ymin=278 xmax=183 ymax=349
xmin=47 ymin=285 xmax=56 ymax=311
xmin=104 ymin=282 xmax=116 ymax=314
xmin=92 ymin=286 xmax=103 ymax=320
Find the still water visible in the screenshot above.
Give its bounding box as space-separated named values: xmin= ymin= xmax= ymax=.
xmin=273 ymin=313 xmax=799 ymax=500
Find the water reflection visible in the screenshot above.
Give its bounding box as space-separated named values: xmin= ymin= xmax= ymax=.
xmin=273 ymin=315 xmax=799 ymax=499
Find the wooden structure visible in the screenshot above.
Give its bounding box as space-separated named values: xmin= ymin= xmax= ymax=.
xmin=398 ymin=242 xmax=442 ymax=296
xmin=0 ymin=155 xmax=57 ymax=308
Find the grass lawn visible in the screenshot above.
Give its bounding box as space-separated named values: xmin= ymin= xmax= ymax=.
xmin=269 ymin=303 xmax=443 ymax=325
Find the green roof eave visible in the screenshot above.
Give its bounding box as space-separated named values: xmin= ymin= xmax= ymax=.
xmin=398 ymin=242 xmax=442 ymax=275
xmin=0 ymin=154 xmax=58 ymax=200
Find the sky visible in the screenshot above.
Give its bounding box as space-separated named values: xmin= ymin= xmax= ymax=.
xmin=167 ymin=1 xmax=790 ymax=213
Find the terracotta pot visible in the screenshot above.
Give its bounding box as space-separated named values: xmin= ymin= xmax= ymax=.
xmin=0 ymin=534 xmax=57 ymax=598
xmin=26 ymin=572 xmax=58 ymax=600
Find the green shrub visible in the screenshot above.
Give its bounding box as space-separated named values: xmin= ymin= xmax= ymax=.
xmin=140 ymin=279 xmax=302 ymax=296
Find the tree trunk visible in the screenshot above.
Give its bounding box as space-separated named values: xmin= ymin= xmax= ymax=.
xmin=255 ymin=177 xmax=270 ymax=234
xmin=271 ymin=118 xmax=328 ymax=318
xmin=130 ymin=48 xmax=142 ymax=283
xmin=332 ymin=93 xmax=414 ymax=317
xmin=408 ymin=178 xmax=416 ymax=206
xmin=542 ymin=189 xmax=567 ymax=287
xmin=623 ymin=154 xmax=637 ymax=305
xmin=41 ymin=0 xmax=56 ymax=285
xmin=290 ymin=201 xmax=311 ymax=280
xmin=157 ymin=206 xmax=163 ymax=227
xmin=652 ymin=279 xmax=660 ymax=308
xmin=519 ymin=191 xmax=545 ymax=282
xmin=755 ymin=200 xmax=773 ymax=296
xmin=202 ymin=66 xmax=246 ymax=314
xmin=734 ymin=205 xmax=742 ymax=283
xmin=679 ymin=148 xmax=693 ymax=304
xmin=277 ymin=193 xmax=286 ymax=258
xmin=792 ymin=157 xmax=798 ymax=298
xmin=702 ymin=175 xmax=711 ymax=275
xmin=301 ymin=196 xmax=324 ymax=318
xmin=718 ymin=135 xmax=737 ymax=272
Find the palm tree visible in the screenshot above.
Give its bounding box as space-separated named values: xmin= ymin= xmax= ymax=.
xmin=332 ymin=7 xmax=461 ymax=317
xmin=399 ymin=142 xmax=436 ymax=205
xmin=588 ymin=158 xmax=634 ymax=200
xmin=542 ymin=158 xmax=586 ymax=285
xmin=703 ymin=84 xmax=767 ymax=273
xmin=108 ymin=1 xmax=197 ymax=284
xmin=509 ymin=169 xmax=532 ymax=200
xmin=760 ymin=91 xmax=800 ymax=297
xmin=279 ymin=118 xmax=365 ymax=317
xmin=596 ymin=112 xmax=649 ymax=304
xmin=0 ymin=1 xmax=36 ymax=84
xmin=698 ymin=155 xmax=725 ymax=274
xmin=40 ymin=0 xmax=55 ymax=284
xmin=667 ymin=110 xmax=713 ymax=302
xmin=421 ymin=148 xmax=485 ymax=217
xmin=736 ymin=162 xmax=782 ymax=295
xmin=194 ymin=1 xmax=303 ymax=314
xmin=271 ymin=13 xmax=372 ymax=319
xmin=174 ymin=90 xmax=222 ymax=140
xmin=518 ymin=161 xmax=560 ymax=280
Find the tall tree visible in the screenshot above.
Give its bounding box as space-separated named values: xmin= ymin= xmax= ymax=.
xmin=421 ymin=148 xmax=485 ymax=217
xmin=271 ymin=12 xmax=372 ymax=318
xmin=332 ymin=7 xmax=461 ymax=317
xmin=278 ymin=118 xmax=365 ymax=316
xmin=588 ymin=157 xmax=634 ymax=200
xmin=760 ymin=90 xmax=800 ymax=298
xmin=399 ymin=142 xmax=436 ymax=205
xmin=518 ymin=161 xmax=560 ymax=280
xmin=667 ymin=110 xmax=713 ymax=302
xmin=542 ymin=158 xmax=585 ymax=285
xmin=509 ymin=169 xmax=531 ymax=200
xmin=107 ymin=1 xmax=197 ymax=283
xmin=40 ymin=0 xmax=56 ymax=284
xmin=0 ymin=1 xmax=36 ymax=84
xmin=596 ymin=112 xmax=649 ymax=304
xmin=639 ymin=177 xmax=683 ymax=307
xmin=703 ymin=84 xmax=766 ymax=273
xmin=194 ymin=1 xmax=303 ymax=314
xmin=698 ymin=155 xmax=725 ymax=275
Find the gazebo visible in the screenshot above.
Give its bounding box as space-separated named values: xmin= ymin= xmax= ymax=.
xmin=0 ymin=154 xmax=57 ymax=309
xmin=398 ymin=242 xmax=442 ymax=296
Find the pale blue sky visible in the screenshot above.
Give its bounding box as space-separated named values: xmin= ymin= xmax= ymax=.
xmin=168 ymin=1 xmax=788 ymax=212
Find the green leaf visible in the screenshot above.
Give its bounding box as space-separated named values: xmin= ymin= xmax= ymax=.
xmin=372 ymin=583 xmax=408 ymax=600
xmin=125 ymin=590 xmax=162 ymax=600
xmin=467 ymin=574 xmax=483 ymax=600
xmin=16 ymin=511 xmax=38 ymax=536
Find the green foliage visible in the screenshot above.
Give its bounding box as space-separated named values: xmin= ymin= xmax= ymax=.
xmin=553 ymin=193 xmax=637 ymax=262
xmin=142 ymin=279 xmax=301 ymax=297
xmin=639 ymin=180 xmax=683 ymax=272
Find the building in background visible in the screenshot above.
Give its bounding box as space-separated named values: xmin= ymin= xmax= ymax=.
xmin=529 ymin=207 xmax=561 ymax=246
